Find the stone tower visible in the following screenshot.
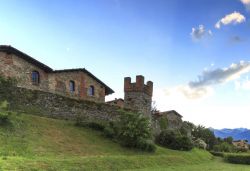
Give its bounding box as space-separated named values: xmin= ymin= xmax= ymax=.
xmin=124 ymin=75 xmax=153 ymax=118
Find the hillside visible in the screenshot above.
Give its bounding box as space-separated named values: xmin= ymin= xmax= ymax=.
xmin=213 ymin=128 xmax=250 ymax=142
xmin=0 ymin=113 xmax=250 ymax=170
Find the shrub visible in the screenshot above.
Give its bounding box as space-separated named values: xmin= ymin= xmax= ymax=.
xmin=103 ymin=125 xmax=115 ymax=138
xmin=209 ymin=151 xmax=224 ymax=157
xmin=235 ymin=147 xmax=249 ymax=153
xmin=75 ymin=111 xmax=156 ymax=152
xmin=115 ymin=111 xmax=153 ymax=149
xmin=156 ymin=130 xmax=193 ymax=151
xmin=0 ymin=100 xmax=10 ymax=125
xmin=225 ymin=154 xmax=250 ymax=165
xmin=194 ymin=138 xmax=207 ymax=149
xmin=0 ymin=76 xmax=16 ymax=87
xmin=213 ymin=142 xmax=235 ymax=153
xmin=0 ymin=111 xmax=9 ymax=124
xmin=105 ymin=111 xmax=156 ymax=152
xmin=136 ymin=139 xmax=156 ymax=152
xmin=0 ymin=100 xmax=9 ymax=111
xmin=159 ymin=117 xmax=168 ymax=130
xmin=75 ymin=120 xmax=105 ymax=131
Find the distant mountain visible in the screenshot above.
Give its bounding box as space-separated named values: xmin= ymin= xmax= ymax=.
xmin=212 ymin=128 xmax=250 ymax=142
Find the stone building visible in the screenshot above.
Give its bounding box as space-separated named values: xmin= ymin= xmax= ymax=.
xmin=0 ymin=45 xmax=114 ymax=102
xmin=106 ymin=98 xmax=124 ymax=108
xmin=152 ymin=110 xmax=183 ymax=135
xmin=232 ymin=140 xmax=249 ymax=151
xmin=159 ymin=110 xmax=183 ymax=129
xmin=124 ymin=75 xmax=153 ymax=118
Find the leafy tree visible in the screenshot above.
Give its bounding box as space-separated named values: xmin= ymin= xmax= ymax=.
xmin=116 ymin=111 xmax=152 ymax=147
xmin=224 ymin=136 xmax=233 ymax=144
xmin=105 ymin=110 xmax=156 ymax=152
xmin=192 ymin=125 xmax=217 ymax=150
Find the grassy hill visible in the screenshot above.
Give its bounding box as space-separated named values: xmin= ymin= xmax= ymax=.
xmin=0 ymin=113 xmax=249 ymax=171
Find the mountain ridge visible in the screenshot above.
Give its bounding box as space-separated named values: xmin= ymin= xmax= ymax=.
xmin=212 ymin=128 xmax=250 ymax=142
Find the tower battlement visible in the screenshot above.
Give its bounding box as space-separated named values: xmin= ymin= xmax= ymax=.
xmin=124 ymin=75 xmax=153 ymax=96
xmin=124 ymin=75 xmax=153 ymax=118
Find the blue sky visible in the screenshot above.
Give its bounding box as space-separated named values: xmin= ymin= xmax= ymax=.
xmin=1 ymin=0 xmax=250 ymax=128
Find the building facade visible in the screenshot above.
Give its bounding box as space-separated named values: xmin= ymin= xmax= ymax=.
xmin=106 ymin=98 xmax=124 ymax=108
xmin=0 ymin=45 xmax=114 ymax=102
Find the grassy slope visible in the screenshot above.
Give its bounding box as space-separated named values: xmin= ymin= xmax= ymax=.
xmin=0 ymin=113 xmax=249 ymax=171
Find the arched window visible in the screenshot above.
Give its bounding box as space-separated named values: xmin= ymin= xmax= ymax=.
xmin=69 ymin=80 xmax=75 ymax=92
xmin=88 ymin=85 xmax=95 ymax=96
xmin=31 ymin=71 xmax=40 ymax=85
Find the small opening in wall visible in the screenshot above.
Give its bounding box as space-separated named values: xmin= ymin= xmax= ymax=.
xmin=31 ymin=71 xmax=40 ymax=85
xmin=88 ymin=85 xmax=95 ymax=96
xmin=69 ymin=80 xmax=75 ymax=92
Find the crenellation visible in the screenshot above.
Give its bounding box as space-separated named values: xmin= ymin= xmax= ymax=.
xmin=124 ymin=75 xmax=153 ymax=118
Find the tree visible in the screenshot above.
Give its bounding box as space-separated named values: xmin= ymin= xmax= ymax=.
xmin=224 ymin=136 xmax=233 ymax=144
xmin=192 ymin=125 xmax=217 ymax=150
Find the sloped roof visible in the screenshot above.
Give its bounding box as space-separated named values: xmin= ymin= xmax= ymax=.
xmin=0 ymin=45 xmax=114 ymax=95
xmin=0 ymin=45 xmax=53 ymax=72
xmin=165 ymin=110 xmax=183 ymax=118
xmin=53 ymin=68 xmax=114 ymax=95
xmin=106 ymin=98 xmax=124 ymax=103
xmin=154 ymin=110 xmax=183 ymax=118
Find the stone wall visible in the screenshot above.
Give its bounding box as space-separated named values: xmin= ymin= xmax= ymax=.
xmin=124 ymin=75 xmax=153 ymax=118
xmin=124 ymin=92 xmax=152 ymax=118
xmin=48 ymin=71 xmax=105 ymax=102
xmin=0 ymin=49 xmax=107 ymax=103
xmin=0 ymin=80 xmax=120 ymax=122
xmin=152 ymin=111 xmax=184 ymax=135
xmin=0 ymin=52 xmax=49 ymax=91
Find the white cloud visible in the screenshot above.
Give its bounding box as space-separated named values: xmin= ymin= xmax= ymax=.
xmin=190 ymin=25 xmax=212 ymax=41
xmin=177 ymin=85 xmax=213 ymax=99
xmin=240 ymin=0 xmax=250 ymax=10
xmin=163 ymin=61 xmax=250 ymax=100
xmin=215 ymin=11 xmax=246 ymax=29
xmin=241 ymin=0 xmax=250 ymax=4
xmin=164 ymin=85 xmax=213 ymax=100
xmin=189 ymin=61 xmax=250 ymax=88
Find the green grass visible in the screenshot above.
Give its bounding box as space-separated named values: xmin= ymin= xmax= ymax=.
xmin=0 ymin=113 xmax=249 ymax=170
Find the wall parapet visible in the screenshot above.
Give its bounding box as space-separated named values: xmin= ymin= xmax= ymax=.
xmin=0 ymin=80 xmax=123 ymax=122
xmin=124 ymin=75 xmax=153 ymax=96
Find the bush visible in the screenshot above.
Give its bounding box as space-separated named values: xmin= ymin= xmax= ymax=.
xmin=0 ymin=111 xmax=9 ymax=124
xmin=75 ymin=121 xmax=105 ymax=131
xmin=115 ymin=111 xmax=153 ymax=147
xmin=210 ymin=151 xmax=224 ymax=157
xmin=136 ymin=139 xmax=156 ymax=152
xmin=75 ymin=111 xmax=156 ymax=152
xmin=156 ymin=130 xmax=193 ymax=151
xmin=194 ymin=138 xmax=207 ymax=149
xmin=103 ymin=125 xmax=115 ymax=138
xmin=105 ymin=111 xmax=156 ymax=152
xmin=213 ymin=142 xmax=235 ymax=153
xmin=226 ymin=154 xmax=250 ymax=165
xmin=0 ymin=100 xmax=10 ymax=125
xmin=0 ymin=100 xmax=9 ymax=111
xmin=235 ymin=148 xmax=248 ymax=153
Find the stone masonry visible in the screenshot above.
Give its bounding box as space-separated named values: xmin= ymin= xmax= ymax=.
xmin=124 ymin=75 xmax=153 ymax=118
xmin=0 ymin=45 xmax=114 ymax=103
